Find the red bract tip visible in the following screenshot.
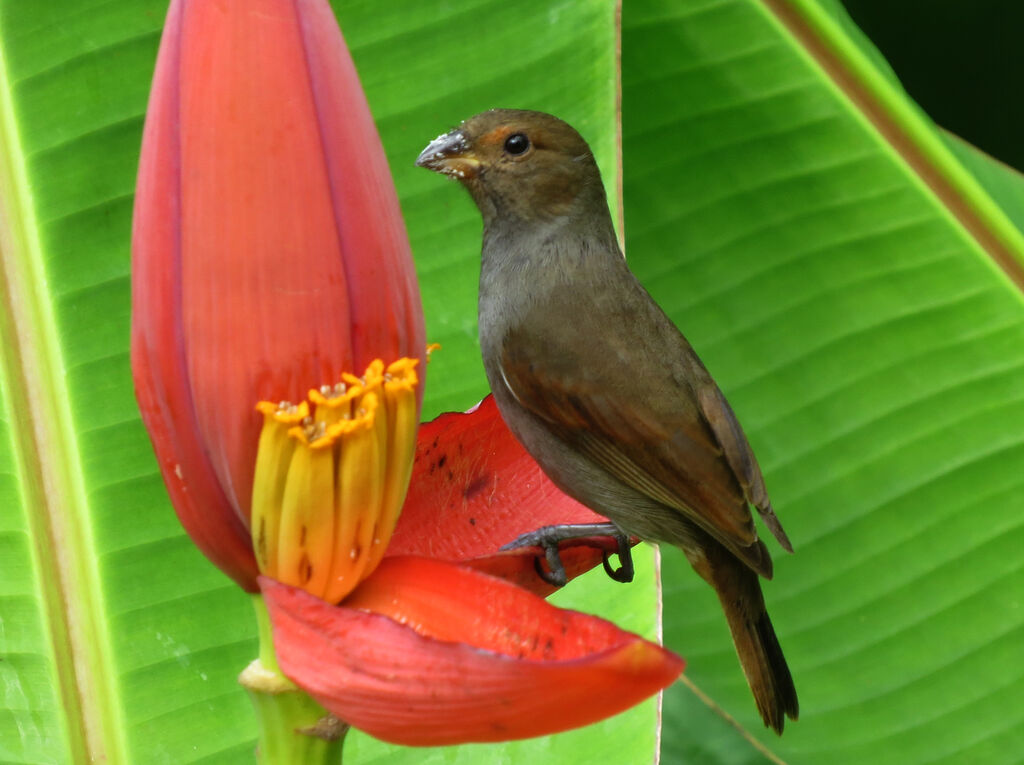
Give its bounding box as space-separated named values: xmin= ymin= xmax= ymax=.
xmin=261 ymin=559 xmax=683 ymax=746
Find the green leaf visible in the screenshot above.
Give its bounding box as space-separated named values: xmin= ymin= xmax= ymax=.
xmin=622 ymin=1 xmax=1024 ymax=763
xmin=943 ymin=133 xmax=1024 ymax=238
xmin=0 ymin=1 xmax=661 ymax=764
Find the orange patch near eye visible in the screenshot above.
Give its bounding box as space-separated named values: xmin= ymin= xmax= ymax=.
xmin=479 ymin=125 xmax=517 ymax=147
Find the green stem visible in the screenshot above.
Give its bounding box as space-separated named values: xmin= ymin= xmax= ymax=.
xmin=241 ymin=594 xmax=348 ymax=764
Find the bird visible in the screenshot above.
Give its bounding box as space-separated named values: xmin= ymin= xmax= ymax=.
xmin=416 ymin=109 xmax=798 ymax=734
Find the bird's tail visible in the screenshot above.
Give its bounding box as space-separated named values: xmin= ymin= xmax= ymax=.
xmin=709 ymin=550 xmax=798 ymax=734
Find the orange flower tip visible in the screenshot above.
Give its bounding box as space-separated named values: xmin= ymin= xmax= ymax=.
xmin=360 ymin=359 xmax=387 ymax=391
xmin=288 ymin=419 xmax=334 ymax=449
xmin=383 ymin=357 xmax=419 ymax=393
xmin=256 ymin=399 xmax=310 ymax=423
xmin=385 ymin=357 xmax=419 ymax=374
xmin=325 ymin=391 xmax=377 ymax=436
xmin=309 ymin=381 xmax=362 ymax=408
xmin=425 ymin=342 xmax=442 ymax=360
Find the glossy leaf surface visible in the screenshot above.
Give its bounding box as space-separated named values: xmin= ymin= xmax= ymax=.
xmin=622 ymin=1 xmax=1024 ymax=763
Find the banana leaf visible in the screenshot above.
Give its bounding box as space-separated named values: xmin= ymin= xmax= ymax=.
xmin=622 ymin=1 xmax=1024 ymax=763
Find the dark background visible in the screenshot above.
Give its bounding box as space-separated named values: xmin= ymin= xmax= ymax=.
xmin=841 ymin=0 xmax=1024 ymax=172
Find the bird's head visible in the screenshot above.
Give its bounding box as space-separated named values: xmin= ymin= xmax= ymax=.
xmin=416 ymin=109 xmax=610 ymax=229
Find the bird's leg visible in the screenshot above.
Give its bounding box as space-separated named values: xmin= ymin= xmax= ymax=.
xmin=501 ymin=523 xmax=635 ymax=587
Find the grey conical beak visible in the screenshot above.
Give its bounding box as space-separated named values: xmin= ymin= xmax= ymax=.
xmin=415 ymin=129 xmax=480 ymax=180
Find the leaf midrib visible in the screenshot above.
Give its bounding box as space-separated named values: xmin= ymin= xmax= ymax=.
xmin=762 ymin=0 xmax=1024 ymax=293
xmin=0 ymin=32 xmax=126 ymax=765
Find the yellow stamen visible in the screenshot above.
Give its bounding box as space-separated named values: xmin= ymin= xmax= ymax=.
xmin=251 ymin=401 xmax=309 ymax=576
xmin=366 ymin=358 xmax=420 ymax=571
xmin=325 ymin=393 xmax=382 ymax=602
xmin=250 ymin=357 xmax=421 ymax=603
xmin=276 ymin=420 xmax=336 ymax=594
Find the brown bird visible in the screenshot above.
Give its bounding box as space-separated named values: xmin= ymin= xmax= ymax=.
xmin=416 ymin=109 xmax=798 ymax=733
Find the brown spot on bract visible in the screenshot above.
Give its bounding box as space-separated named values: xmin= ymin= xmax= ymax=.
xmin=464 ymin=474 xmax=489 ymax=501
xmin=469 ymin=517 xmax=476 ymax=526
xmin=437 ymin=454 xmax=447 ymax=469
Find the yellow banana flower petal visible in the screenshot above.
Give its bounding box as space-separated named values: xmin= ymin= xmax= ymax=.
xmin=251 ymin=358 xmax=420 ymax=602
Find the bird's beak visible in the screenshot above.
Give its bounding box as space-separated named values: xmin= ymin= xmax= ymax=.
xmin=415 ymin=129 xmax=480 ymax=180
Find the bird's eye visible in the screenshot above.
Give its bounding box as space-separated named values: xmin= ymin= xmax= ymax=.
xmin=503 ymin=133 xmax=530 ymax=156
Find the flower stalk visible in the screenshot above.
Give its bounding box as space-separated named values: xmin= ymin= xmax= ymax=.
xmin=242 ymin=596 xmax=346 ymax=765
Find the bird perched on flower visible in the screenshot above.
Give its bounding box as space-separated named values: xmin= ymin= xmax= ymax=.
xmin=417 ymin=109 xmax=799 ymax=733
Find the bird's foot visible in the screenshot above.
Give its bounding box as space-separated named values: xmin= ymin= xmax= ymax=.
xmin=500 ymin=523 xmax=635 ymax=587
xmin=602 ymin=532 xmax=634 ymax=583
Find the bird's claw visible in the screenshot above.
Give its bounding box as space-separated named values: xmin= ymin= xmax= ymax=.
xmin=533 ymin=549 xmax=568 ymax=588
xmin=502 ymin=523 xmax=634 ymax=588
xmin=601 ymin=533 xmax=634 ymax=583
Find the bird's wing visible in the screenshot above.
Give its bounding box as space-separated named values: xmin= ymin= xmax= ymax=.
xmin=695 ymin=382 xmax=792 ymax=551
xmin=498 ymin=315 xmax=781 ymax=566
